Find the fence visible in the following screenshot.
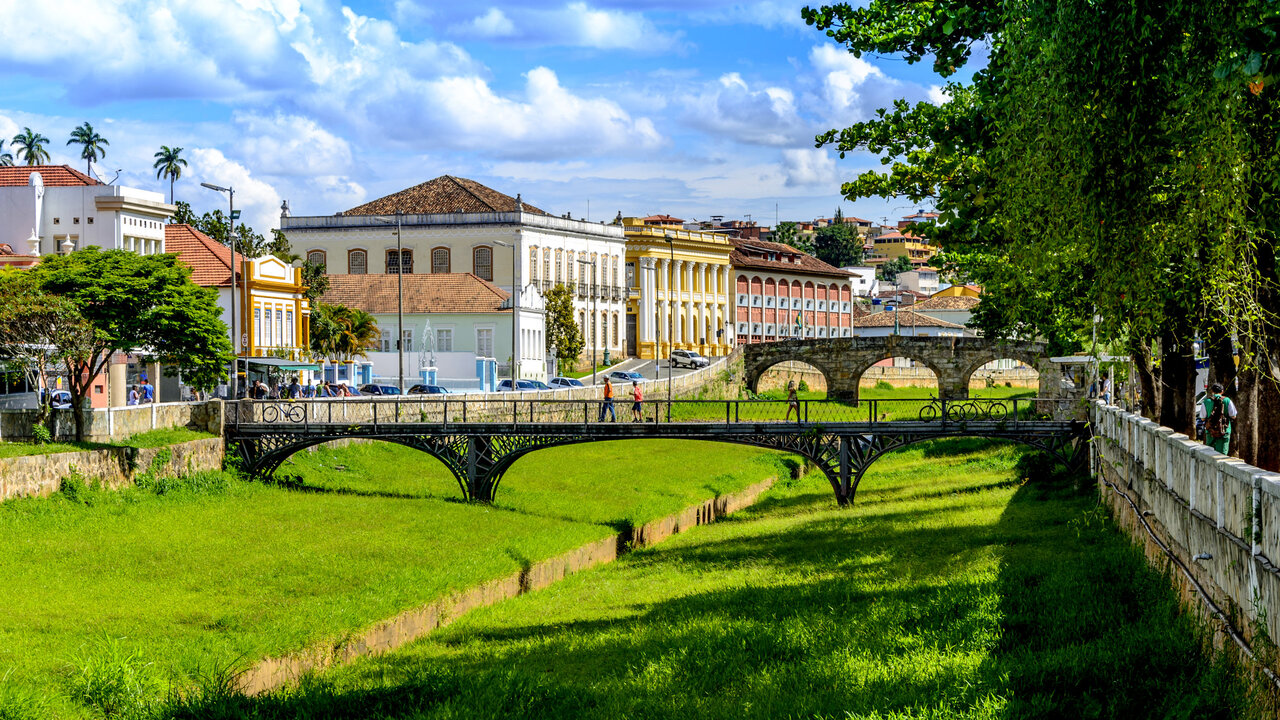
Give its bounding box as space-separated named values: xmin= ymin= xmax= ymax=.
xmin=0 ymin=400 xmax=223 ymax=443
xmin=1092 ymin=400 xmax=1280 ymax=649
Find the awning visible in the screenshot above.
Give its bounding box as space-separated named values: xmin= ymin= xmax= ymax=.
xmin=1049 ymin=355 xmax=1129 ymax=364
xmin=240 ymin=357 xmax=321 ymax=371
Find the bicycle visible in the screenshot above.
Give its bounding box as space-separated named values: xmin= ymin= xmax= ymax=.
xmin=262 ymin=402 xmax=305 ymax=423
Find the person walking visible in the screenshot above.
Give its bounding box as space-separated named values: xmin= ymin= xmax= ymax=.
xmin=287 ymin=376 xmax=301 ymax=399
xmin=631 ymin=381 xmax=643 ymax=422
xmin=127 ymin=385 xmax=140 ymax=406
xmin=140 ymin=378 xmax=155 ymax=404
xmin=599 ymin=377 xmax=616 ymax=422
xmin=1201 ymin=383 xmax=1238 ymax=455
xmin=785 ymin=380 xmax=800 ymax=423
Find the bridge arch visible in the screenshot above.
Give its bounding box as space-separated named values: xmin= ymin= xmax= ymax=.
xmin=848 ymin=353 xmax=946 ymax=401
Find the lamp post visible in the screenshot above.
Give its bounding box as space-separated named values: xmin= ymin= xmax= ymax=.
xmin=663 ymin=233 xmax=674 ymax=405
xmin=200 ymin=182 xmax=239 ymax=400
xmin=577 ymin=258 xmax=597 ymax=386
xmin=373 ymin=213 xmax=406 ymax=392
xmin=496 ymin=240 xmax=518 ymax=381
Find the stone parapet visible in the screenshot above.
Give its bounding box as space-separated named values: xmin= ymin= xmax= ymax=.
xmin=0 ymin=437 xmax=224 ymax=503
xmin=0 ymin=401 xmax=223 ymax=444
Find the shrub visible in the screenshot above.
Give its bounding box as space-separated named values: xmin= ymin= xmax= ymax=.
xmin=68 ymin=636 xmax=163 ymax=719
xmin=797 ymin=379 xmax=810 ymax=392
xmin=58 ymin=467 xmax=89 ymax=503
xmin=30 ymin=425 xmax=51 ymax=445
xmin=875 ymin=380 xmax=894 ymax=391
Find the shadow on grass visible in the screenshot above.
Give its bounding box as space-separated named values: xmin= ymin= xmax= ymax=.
xmin=159 ymin=446 xmax=1263 ymax=720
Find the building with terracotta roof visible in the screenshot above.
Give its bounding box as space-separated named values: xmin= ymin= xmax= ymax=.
xmin=322 ymin=273 xmax=546 ymax=385
xmin=623 ymin=218 xmax=734 ymax=360
xmin=897 ymin=210 xmax=940 ymax=229
xmin=851 ymin=308 xmax=971 ymax=337
xmin=280 ymin=175 xmax=624 ymax=373
xmin=933 ymin=283 xmax=982 ymax=298
xmin=896 ymin=267 xmax=940 ymax=295
xmin=911 ymin=293 xmax=980 ymax=328
xmin=729 ymin=237 xmax=862 ymax=345
xmin=167 ymin=224 xmax=311 ymax=373
xmin=865 ymin=230 xmax=939 ymax=268
xmin=0 ymin=165 xmax=173 ymax=263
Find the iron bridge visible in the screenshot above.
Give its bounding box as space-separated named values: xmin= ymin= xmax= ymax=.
xmin=225 ymin=397 xmax=1089 ymax=506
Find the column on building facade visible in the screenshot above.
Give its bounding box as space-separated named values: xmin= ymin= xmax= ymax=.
xmin=657 ymin=258 xmax=670 ymax=353
xmin=638 ymin=258 xmax=652 ymax=344
xmin=719 ymin=264 xmax=732 ymax=353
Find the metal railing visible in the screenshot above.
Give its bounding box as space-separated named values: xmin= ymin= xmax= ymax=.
xmin=235 ymin=396 xmax=1072 ymax=427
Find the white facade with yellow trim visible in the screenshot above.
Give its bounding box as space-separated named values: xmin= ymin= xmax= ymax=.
xmin=624 ymin=218 xmax=734 ymax=359
xmin=237 ymin=255 xmax=311 ymax=361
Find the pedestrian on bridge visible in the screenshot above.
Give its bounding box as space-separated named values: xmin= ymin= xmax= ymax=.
xmin=600 ymin=377 xmax=616 ymax=422
xmin=785 ymin=380 xmax=800 ymax=423
xmin=631 ymin=381 xmax=643 ymax=422
xmin=1201 ymin=383 xmax=1238 ymax=455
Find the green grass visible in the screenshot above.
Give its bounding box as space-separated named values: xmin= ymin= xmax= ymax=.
xmin=0 ymin=440 xmax=790 ymax=718
xmin=0 ymin=427 xmax=214 ymax=458
xmin=167 ymin=439 xmax=1265 ymax=719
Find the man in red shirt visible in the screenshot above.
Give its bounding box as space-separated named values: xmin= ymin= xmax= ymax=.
xmin=631 ymin=381 xmax=643 ymax=422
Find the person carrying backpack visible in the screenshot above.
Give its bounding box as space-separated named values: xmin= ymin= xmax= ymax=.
xmin=1200 ymin=383 xmax=1238 ymax=455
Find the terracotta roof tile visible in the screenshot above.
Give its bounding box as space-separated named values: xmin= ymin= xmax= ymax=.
xmin=166 ymin=224 xmax=244 ymax=287
xmin=0 ymin=165 xmax=102 ymax=187
xmin=643 ymin=214 xmax=684 ymax=224
xmin=913 ymin=295 xmax=980 ymax=311
xmin=853 ymin=309 xmax=964 ymax=329
xmin=730 ymin=237 xmax=851 ymax=279
xmin=343 ymin=175 xmax=547 ymax=216
xmin=321 ymin=273 xmax=511 ymax=314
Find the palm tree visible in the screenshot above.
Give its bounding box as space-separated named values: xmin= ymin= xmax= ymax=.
xmin=67 ymin=122 xmax=108 ymax=176
xmin=153 ymin=146 xmax=188 ymax=204
xmin=340 ymin=309 xmax=380 ymax=362
xmin=0 ymin=140 xmax=12 ymax=167
xmin=12 ymin=128 xmax=50 ymax=166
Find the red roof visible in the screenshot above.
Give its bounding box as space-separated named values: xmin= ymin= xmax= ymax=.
xmin=0 ymin=165 xmax=102 ymax=187
xmin=643 ymin=214 xmax=684 ymax=225
xmin=166 ymin=224 xmax=244 ymax=287
xmin=875 ymin=231 xmax=924 ymax=241
xmin=323 ymin=273 xmax=511 ymax=314
xmin=729 ymin=237 xmax=852 ymax=279
xmin=344 ymin=175 xmax=547 ymax=216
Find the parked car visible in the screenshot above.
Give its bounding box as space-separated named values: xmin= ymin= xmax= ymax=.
xmin=670 ymin=349 xmax=710 ymax=369
xmin=360 ymin=384 xmax=402 ymax=396
xmin=497 ymin=379 xmax=538 ymax=392
xmin=50 ymin=390 xmax=72 ymax=409
xmin=550 ymin=376 xmax=585 ymax=389
xmin=607 ymin=370 xmax=645 ymax=383
xmin=408 ymin=384 xmax=452 ymax=395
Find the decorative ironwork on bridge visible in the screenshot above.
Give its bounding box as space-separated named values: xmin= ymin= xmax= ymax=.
xmin=225 ymin=397 xmax=1089 ymax=506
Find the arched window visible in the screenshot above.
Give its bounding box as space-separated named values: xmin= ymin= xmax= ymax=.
xmin=431 ymin=247 xmax=451 ymax=274
xmin=529 ymin=248 xmax=538 ymax=283
xmin=473 ymin=246 xmax=493 ymax=281
xmin=612 ymin=313 xmax=619 ymax=346
xmin=306 ymin=249 xmax=326 ymax=270
xmin=347 ymin=249 xmax=367 ymax=275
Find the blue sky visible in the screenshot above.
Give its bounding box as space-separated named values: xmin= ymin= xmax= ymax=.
xmin=0 ymin=0 xmax=951 ymax=235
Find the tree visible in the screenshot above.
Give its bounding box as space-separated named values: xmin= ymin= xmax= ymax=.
xmin=878 ymin=256 xmax=913 ymax=282
xmin=310 ymin=303 xmax=378 ymax=364
xmin=29 ymin=248 xmax=233 ymax=440
xmin=0 ymin=270 xmax=93 ymax=430
xmin=169 ymin=201 xmax=269 ymax=258
xmin=0 ymin=140 xmax=12 ymax=167
xmin=153 ymin=146 xmax=188 ymax=204
xmin=12 ymin=128 xmax=50 ymax=166
xmin=67 ymin=122 xmax=108 ymax=177
xmin=813 ymin=222 xmax=862 ymax=267
xmin=543 ymin=283 xmax=582 ymax=373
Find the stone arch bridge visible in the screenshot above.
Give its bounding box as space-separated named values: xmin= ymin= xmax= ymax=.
xmin=744 ymin=337 xmax=1063 ymax=402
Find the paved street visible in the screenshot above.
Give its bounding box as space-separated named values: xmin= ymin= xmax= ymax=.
xmin=578 ymin=356 xmax=720 ymax=385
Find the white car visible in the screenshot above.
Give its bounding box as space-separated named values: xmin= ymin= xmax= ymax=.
xmin=670 ymin=350 xmax=710 ymax=369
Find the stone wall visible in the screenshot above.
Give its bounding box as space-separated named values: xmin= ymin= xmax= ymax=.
xmin=1092 ymin=400 xmax=1280 ymax=652
xmin=0 ymin=401 xmax=223 ymax=444
xmin=0 ymin=437 xmax=224 ymax=503
xmin=755 ymin=362 xmax=1039 ymax=394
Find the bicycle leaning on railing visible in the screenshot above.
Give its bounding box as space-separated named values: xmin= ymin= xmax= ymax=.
xmin=918 ymin=397 xmax=1012 ymax=423
xmin=262 ymin=401 xmax=305 ymax=423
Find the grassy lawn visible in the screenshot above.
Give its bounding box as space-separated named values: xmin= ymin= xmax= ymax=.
xmin=171 ymin=438 xmax=1263 ymax=719
xmin=0 ymin=440 xmax=791 ymax=719
xmin=0 ymin=427 xmax=215 ymax=458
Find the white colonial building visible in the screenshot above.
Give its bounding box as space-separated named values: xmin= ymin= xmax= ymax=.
xmin=0 ymin=165 xmax=173 ymax=261
xmin=281 ymin=175 xmax=626 ymax=371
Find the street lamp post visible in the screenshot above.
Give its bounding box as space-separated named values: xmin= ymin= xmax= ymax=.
xmin=200 ymin=182 xmax=239 ymax=400
xmin=663 ymin=233 xmax=674 ymax=406
xmin=577 ymin=258 xmax=597 ymax=387
xmin=495 ymin=240 xmax=519 ymax=382
xmin=374 ymin=213 xmax=406 ymax=392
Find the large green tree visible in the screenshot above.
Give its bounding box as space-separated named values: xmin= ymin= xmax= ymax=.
xmin=813 ymin=222 xmax=862 ymax=268
xmin=309 ymin=303 xmax=379 ymax=364
xmin=543 ymin=283 xmax=583 ymax=373
xmin=28 ymin=248 xmax=233 ymax=440
xmin=12 ymin=128 xmax=50 ymax=166
xmin=67 ymin=122 xmax=108 ymax=177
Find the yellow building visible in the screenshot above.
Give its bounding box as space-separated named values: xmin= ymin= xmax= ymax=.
xmin=623 ymin=218 xmax=734 ymax=359
xmin=867 ymin=230 xmax=939 ymax=267
xmin=932 ymin=284 xmax=982 ymax=298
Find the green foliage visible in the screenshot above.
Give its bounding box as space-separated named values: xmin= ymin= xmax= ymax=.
xmin=544 ymin=283 xmax=583 ymax=371
xmin=299 ymin=261 xmax=329 ymax=305
xmin=57 ymin=467 xmax=89 ymax=503
xmin=0 ymin=140 xmax=13 ymax=167
xmin=874 ymin=379 xmax=894 ymax=391
xmin=10 ymin=128 xmax=50 ymax=166
xmin=68 ymin=635 xmax=163 ymax=719
xmin=29 ymin=425 xmax=50 ymax=446
xmin=878 ymin=255 xmax=913 ymax=282
xmin=67 ymin=122 xmax=108 ymax=175
xmin=153 ymin=146 xmax=187 ymax=204
xmin=812 ymin=221 xmax=862 ymax=267
xmin=309 ymin=303 xmax=378 ymax=363
xmin=796 ymin=378 xmax=809 ymax=392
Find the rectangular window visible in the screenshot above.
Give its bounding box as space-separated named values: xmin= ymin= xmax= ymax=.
xmin=543 ymin=251 xmax=551 ymax=283
xmin=431 ymin=248 xmax=450 ymax=274
xmin=436 ymin=329 xmax=453 ymax=352
xmin=381 ymin=330 xmax=393 ymax=353
xmin=275 ymin=309 xmax=283 ymax=347
xmin=254 ymin=307 xmax=262 ymax=347
xmin=286 ymin=310 xmax=294 ymax=347
xmin=476 ymin=328 xmax=494 ymax=358
xmin=402 ymin=329 xmax=413 ymax=353
xmin=387 ymin=249 xmax=413 ymax=274
xmin=348 ymin=250 xmax=367 ymax=274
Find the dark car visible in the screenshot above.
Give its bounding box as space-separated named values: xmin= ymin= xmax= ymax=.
xmin=408 ymin=384 xmax=451 ymax=395
xmin=359 ymin=384 xmax=402 ymax=396
xmin=550 ymin=376 xmax=584 ymax=389
xmin=607 ymin=370 xmax=644 ymax=383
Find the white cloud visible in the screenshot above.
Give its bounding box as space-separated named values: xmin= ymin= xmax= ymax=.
xmin=451 ymin=3 xmax=684 ymax=52
xmin=808 ymin=44 xmax=891 ymax=123
xmin=233 ymin=111 xmax=353 ymax=177
xmin=681 ymin=72 xmax=808 ymax=147
xmin=782 ymin=148 xmax=838 ymax=187
xmin=928 ymin=84 xmax=951 ymax=105
xmin=454 ymin=8 xmax=517 ymax=37
xmin=188 ymin=148 xmax=283 ymax=234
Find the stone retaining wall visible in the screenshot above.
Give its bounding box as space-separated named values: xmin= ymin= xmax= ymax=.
xmin=1092 ymin=400 xmax=1280 ymax=652
xmin=0 ymin=401 xmax=223 ymax=444
xmin=238 ymin=471 xmax=781 ymax=694
xmin=0 ymin=437 xmax=225 ymax=503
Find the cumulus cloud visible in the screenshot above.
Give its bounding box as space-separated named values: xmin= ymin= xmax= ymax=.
xmin=233 ymin=111 xmax=354 ymax=177
xmin=808 ymin=44 xmax=894 ymax=123
xmin=782 ymin=147 xmax=839 ymax=187
xmin=928 ymin=84 xmax=952 ymax=105
xmin=451 ymin=3 xmax=684 ymax=51
xmin=682 ymin=72 xmax=808 ymax=147
xmin=188 ymin=148 xmax=283 ymax=234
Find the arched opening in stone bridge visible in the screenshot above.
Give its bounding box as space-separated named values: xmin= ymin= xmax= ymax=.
xmin=754 ymin=360 xmax=828 ymax=399
xmin=859 ymin=357 xmax=940 ymax=394
xmin=968 ymin=358 xmax=1040 ymax=393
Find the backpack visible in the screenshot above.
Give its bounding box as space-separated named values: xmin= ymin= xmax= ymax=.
xmin=1207 ymin=397 xmax=1229 ymax=439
